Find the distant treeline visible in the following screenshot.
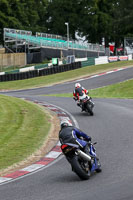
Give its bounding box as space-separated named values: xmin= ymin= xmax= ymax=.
xmin=0 ymin=0 xmax=133 ymax=48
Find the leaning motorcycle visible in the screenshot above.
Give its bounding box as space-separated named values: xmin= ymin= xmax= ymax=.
xmin=60 ymin=141 xmax=102 ymax=180
xmin=75 ymin=96 xmax=94 ymax=116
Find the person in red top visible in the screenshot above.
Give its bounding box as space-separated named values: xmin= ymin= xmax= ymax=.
xmin=73 ymin=83 xmax=88 ymax=100
xmin=73 ymin=83 xmax=94 ymax=111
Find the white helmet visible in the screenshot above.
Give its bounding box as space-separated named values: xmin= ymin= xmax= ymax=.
xmin=60 ymin=119 xmax=72 ymax=129
xmin=75 ymin=83 xmax=81 ymax=88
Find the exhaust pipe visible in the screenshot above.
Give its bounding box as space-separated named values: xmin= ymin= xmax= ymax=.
xmin=76 ymin=149 xmax=91 ymax=161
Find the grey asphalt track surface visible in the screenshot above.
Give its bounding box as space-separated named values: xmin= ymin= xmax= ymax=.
xmin=5 ymin=65 xmax=133 ymax=95
xmin=0 ymin=67 xmax=133 ymax=200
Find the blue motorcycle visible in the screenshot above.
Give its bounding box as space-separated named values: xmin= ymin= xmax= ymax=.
xmin=61 ymin=141 xmax=102 ymax=180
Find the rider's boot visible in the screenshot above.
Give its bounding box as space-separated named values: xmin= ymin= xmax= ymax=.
xmin=77 ymin=102 xmax=80 ymax=107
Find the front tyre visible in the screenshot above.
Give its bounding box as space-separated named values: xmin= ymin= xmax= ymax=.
xmin=70 ymin=156 xmax=90 ymax=180
xmin=95 ymin=160 xmax=102 ymax=173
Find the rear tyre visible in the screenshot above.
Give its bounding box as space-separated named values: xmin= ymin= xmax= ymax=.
xmin=86 ymin=104 xmax=94 ymax=116
xmin=71 ymin=156 xmax=90 ymax=180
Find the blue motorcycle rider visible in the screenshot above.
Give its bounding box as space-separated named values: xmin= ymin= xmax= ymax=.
xmin=59 ymin=119 xmax=102 ymax=173
xmin=59 ymin=119 xmax=92 ymax=155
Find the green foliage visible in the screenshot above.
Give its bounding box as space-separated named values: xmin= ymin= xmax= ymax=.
xmin=45 ymin=0 xmax=79 ymax=38
xmin=0 ymin=0 xmax=48 ymax=43
xmin=0 ymin=0 xmax=133 ymax=47
xmin=46 ymin=0 xmax=133 ymax=47
xmin=112 ymin=0 xmax=133 ymax=46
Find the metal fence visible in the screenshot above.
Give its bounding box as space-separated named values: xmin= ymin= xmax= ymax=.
xmin=4 ymin=28 xmax=105 ymax=53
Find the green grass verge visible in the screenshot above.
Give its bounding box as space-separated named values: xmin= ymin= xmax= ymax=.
xmin=0 ymin=95 xmax=51 ymax=171
xmin=89 ymin=79 xmax=133 ymax=98
xmin=43 ymin=79 xmax=133 ymax=99
xmin=0 ymin=60 xmax=133 ymax=90
xmin=0 ymin=60 xmax=133 ymax=170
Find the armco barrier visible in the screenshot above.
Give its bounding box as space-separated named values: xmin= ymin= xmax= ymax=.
xmin=81 ymin=57 xmax=95 ymax=67
xmin=95 ymin=56 xmax=108 ymax=65
xmin=35 ymin=63 xmax=48 ymax=70
xmin=6 ymin=74 xmax=10 ymax=81
xmin=2 ymin=74 xmax=6 ymax=82
xmin=5 ymin=69 xmax=19 ymax=74
xmin=14 ymin=73 xmax=18 ymax=80
xmin=108 ymin=56 xmax=118 ymax=62
xmin=38 ymin=61 xmax=81 ymax=76
xmin=0 ymin=62 xmax=81 ymax=82
xmin=118 ymin=56 xmax=128 ymax=61
xmin=0 ymin=74 xmax=5 ymax=82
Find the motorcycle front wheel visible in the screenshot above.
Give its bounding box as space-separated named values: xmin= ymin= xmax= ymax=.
xmin=70 ymin=156 xmax=90 ymax=180
xmin=95 ymin=160 xmax=102 ymax=173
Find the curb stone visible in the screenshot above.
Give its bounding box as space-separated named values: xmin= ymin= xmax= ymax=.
xmin=0 ymin=100 xmax=73 ymax=184
xmin=0 ymin=66 xmax=129 ymax=183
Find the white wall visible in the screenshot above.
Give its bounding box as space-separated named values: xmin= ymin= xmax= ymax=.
xmin=95 ymin=56 xmax=108 ymax=65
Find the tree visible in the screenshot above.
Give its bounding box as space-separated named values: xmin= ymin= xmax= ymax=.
xmin=45 ymin=0 xmax=115 ymax=46
xmin=0 ymin=0 xmax=22 ymax=44
xmin=0 ymin=0 xmax=48 ymax=44
xmin=1 ymin=0 xmax=133 ymax=49
xmin=112 ymin=0 xmax=133 ymax=47
xmin=45 ymin=0 xmax=81 ymax=39
xmin=77 ymin=0 xmax=116 ymax=46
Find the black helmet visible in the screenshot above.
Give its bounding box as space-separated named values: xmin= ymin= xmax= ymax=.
xmin=60 ymin=119 xmax=72 ymax=129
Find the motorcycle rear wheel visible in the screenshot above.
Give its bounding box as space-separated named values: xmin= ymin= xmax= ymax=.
xmin=71 ymin=156 xmax=90 ymax=180
xmin=86 ymin=104 xmax=94 ymax=116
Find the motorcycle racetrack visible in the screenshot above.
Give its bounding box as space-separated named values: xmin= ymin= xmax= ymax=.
xmin=0 ymin=66 xmax=133 ymax=200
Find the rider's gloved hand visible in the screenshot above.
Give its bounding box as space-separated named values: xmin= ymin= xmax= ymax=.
xmin=87 ymin=137 xmax=92 ymax=142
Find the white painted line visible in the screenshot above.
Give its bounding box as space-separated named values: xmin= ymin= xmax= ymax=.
xmin=0 ymin=177 xmax=12 ymax=183
xmin=49 ymin=108 xmax=66 ymax=114
xmin=45 ymin=151 xmax=62 ymax=158
xmin=59 ymin=117 xmax=71 ymax=121
xmin=21 ymin=164 xmax=44 ymax=172
xmin=49 ymin=104 xmax=79 ymax=128
xmin=117 ymin=68 xmax=124 ymax=71
xmin=57 ymin=141 xmax=61 ymax=146
xmin=106 ymin=71 xmax=114 ymax=74
xmin=90 ymin=75 xmax=99 ymax=78
xmin=0 ymin=72 xmax=5 ymax=75
xmin=74 ymin=78 xmax=84 ymax=82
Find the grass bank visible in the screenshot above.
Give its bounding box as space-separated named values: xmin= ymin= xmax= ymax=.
xmin=0 ymin=95 xmax=51 ymax=172
xmin=0 ymin=60 xmax=133 ymax=171
xmin=0 ymin=60 xmax=133 ymax=90
xmin=90 ymin=79 xmax=133 ymax=98
xmin=43 ymin=79 xmax=133 ymax=99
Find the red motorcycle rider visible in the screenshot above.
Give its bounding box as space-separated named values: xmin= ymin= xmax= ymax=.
xmin=73 ymin=83 xmax=94 ymax=111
